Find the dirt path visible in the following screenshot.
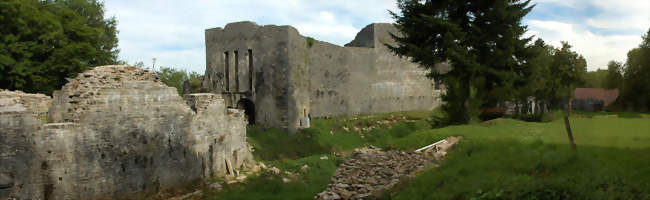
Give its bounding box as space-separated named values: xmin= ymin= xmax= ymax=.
xmin=315 ymin=136 xmax=462 ymax=200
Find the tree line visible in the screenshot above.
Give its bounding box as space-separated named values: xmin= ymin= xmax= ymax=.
xmin=390 ymin=0 xmax=649 ymax=125
xmin=131 ymin=61 xmax=204 ymax=95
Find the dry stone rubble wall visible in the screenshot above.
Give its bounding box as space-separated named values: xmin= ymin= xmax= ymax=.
xmin=0 ymin=65 xmax=254 ymax=200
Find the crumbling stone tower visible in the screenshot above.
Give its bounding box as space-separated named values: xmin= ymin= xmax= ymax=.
xmin=203 ymin=21 xmax=443 ymax=133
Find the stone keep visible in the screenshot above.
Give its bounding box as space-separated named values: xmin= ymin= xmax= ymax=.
xmin=0 ymin=66 xmax=253 ymax=199
xmin=203 ymin=21 xmax=443 ymax=133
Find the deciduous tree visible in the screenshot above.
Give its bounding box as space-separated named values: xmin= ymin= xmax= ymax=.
xmin=0 ymin=0 xmax=119 ymax=95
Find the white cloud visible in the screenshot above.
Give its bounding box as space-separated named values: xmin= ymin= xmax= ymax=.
xmin=527 ymin=0 xmax=649 ymax=70
xmin=586 ymin=0 xmax=650 ymax=31
xmin=103 ymin=0 xmax=647 ymax=73
xmin=526 ymin=20 xmax=642 ymax=70
xmin=103 ymin=0 xmax=398 ymax=74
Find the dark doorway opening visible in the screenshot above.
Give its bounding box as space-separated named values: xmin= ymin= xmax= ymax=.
xmin=237 ymin=99 xmax=255 ymax=124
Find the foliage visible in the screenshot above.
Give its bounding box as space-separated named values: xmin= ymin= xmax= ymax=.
xmin=150 ymin=65 xmax=202 ymax=95
xmin=186 ymin=71 xmax=204 ymax=94
xmin=549 ymin=41 xmax=588 ymax=107
xmin=306 ymin=37 xmax=315 ymax=48
xmin=619 ymin=28 xmax=650 ymax=110
xmin=604 ymin=61 xmax=623 ymax=89
xmin=389 ymin=0 xmax=535 ymax=123
xmin=427 ymin=108 xmax=451 ymax=128
xmin=155 ymin=66 xmax=188 ymax=95
xmin=0 ymin=0 xmax=119 ymax=95
xmin=580 ymin=69 xmax=608 ymax=88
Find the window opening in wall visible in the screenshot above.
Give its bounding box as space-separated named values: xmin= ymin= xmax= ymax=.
xmin=234 ymin=50 xmax=239 ymax=92
xmin=224 ymin=51 xmax=229 ymax=91
xmin=434 ymin=79 xmax=441 ymax=90
xmin=248 ymin=49 xmax=253 ymax=92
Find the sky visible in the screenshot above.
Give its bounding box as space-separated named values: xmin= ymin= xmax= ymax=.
xmin=103 ymin=0 xmax=649 ymax=73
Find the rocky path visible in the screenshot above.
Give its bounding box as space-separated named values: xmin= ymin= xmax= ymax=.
xmin=315 ymin=136 xmax=461 ymax=200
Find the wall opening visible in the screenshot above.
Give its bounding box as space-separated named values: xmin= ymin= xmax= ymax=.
xmin=248 ymin=49 xmax=253 ymax=92
xmin=224 ymin=51 xmax=230 ymax=91
xmin=234 ymin=50 xmax=239 ymax=92
xmin=236 ymin=99 xmax=255 ymax=124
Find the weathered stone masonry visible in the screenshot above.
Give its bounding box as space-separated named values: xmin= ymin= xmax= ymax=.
xmin=203 ymin=21 xmax=443 ymax=133
xmin=0 ymin=66 xmax=253 ymax=199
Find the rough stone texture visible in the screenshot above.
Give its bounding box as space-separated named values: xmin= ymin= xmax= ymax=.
xmin=0 ymin=89 xmax=51 ymax=120
xmin=315 ymin=136 xmax=461 ymax=200
xmin=204 ymin=21 xmax=443 ymax=133
xmin=0 ymin=65 xmax=253 ymax=199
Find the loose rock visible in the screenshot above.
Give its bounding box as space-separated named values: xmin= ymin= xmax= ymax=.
xmin=315 ymin=136 xmax=461 ymax=200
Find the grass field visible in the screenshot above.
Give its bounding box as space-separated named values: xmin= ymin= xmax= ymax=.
xmin=205 ymin=111 xmax=650 ymax=199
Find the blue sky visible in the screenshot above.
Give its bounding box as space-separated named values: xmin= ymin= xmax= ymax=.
xmin=103 ymin=0 xmax=649 ymax=73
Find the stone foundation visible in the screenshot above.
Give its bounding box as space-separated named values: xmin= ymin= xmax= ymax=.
xmin=0 ymin=65 xmax=253 ymax=199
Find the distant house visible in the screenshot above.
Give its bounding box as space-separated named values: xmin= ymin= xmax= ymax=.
xmin=572 ymin=88 xmax=619 ymax=111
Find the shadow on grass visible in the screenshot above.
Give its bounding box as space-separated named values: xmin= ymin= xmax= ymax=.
xmin=390 ymin=139 xmax=650 ymax=200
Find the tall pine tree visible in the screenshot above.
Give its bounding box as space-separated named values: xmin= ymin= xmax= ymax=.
xmin=389 ymin=0 xmax=534 ymax=123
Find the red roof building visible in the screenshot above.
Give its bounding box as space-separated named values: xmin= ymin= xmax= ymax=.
xmin=573 ymin=88 xmax=619 ymax=110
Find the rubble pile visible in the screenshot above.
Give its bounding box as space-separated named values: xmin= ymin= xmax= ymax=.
xmin=316 ymin=136 xmax=462 ymax=200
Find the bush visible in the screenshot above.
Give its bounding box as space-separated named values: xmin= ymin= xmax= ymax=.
xmin=479 ymin=107 xmax=507 ymax=121
xmin=511 ymin=110 xmax=563 ymax=122
xmin=427 ymin=108 xmax=451 ymax=128
xmin=306 ymin=37 xmax=315 ymax=48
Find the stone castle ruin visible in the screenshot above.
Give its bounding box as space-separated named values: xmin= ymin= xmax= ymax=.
xmin=203 ymin=21 xmax=443 ymax=133
xmin=0 ymin=21 xmax=444 ymax=199
xmin=1 ymin=66 xmax=254 ymax=199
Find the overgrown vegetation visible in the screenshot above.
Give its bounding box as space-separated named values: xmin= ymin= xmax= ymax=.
xmin=205 ymin=111 xmax=650 ymax=199
xmin=306 ymin=37 xmax=315 ymax=48
xmin=0 ymin=0 xmax=120 ymax=95
xmin=130 ymin=63 xmax=202 ymax=95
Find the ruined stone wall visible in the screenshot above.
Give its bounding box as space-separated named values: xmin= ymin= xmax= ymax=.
xmin=204 ymin=21 xmax=293 ymax=131
xmin=0 ymin=66 xmax=253 ymax=199
xmin=305 ymin=23 xmax=441 ymax=118
xmin=204 ymin=21 xmax=443 ymax=133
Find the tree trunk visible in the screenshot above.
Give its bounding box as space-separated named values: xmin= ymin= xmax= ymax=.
xmin=461 ymin=77 xmax=472 ymax=123
xmin=563 ymin=116 xmax=577 ymax=151
xmin=567 ymin=86 xmax=573 ymax=116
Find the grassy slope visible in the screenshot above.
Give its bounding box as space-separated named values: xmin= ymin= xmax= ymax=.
xmin=391 ymin=117 xmax=650 ymax=199
xmin=208 ymin=112 xmax=650 ymax=199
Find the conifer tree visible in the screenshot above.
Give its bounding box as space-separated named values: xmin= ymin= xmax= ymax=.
xmin=389 ymin=0 xmax=534 ymax=123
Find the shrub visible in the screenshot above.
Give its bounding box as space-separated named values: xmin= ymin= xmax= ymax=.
xmin=306 ymin=37 xmax=315 ymax=48
xmin=427 ymin=108 xmax=451 ymax=128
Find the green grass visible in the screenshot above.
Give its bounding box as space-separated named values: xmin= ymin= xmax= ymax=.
xmin=390 ymin=117 xmax=650 ymax=199
xmin=205 ymin=154 xmax=343 ymax=200
xmin=206 ymin=111 xmax=650 ymax=199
